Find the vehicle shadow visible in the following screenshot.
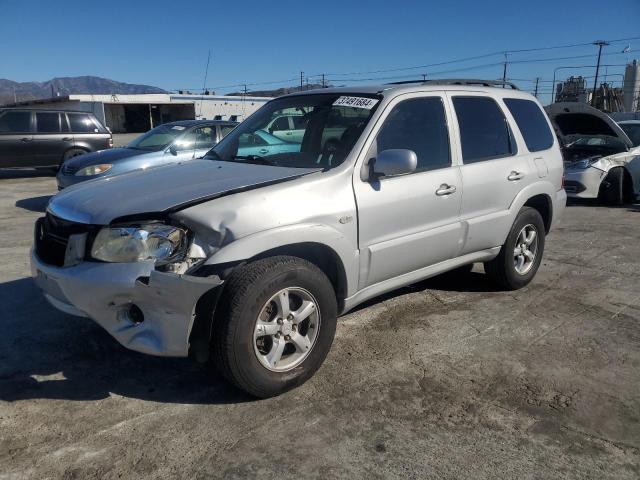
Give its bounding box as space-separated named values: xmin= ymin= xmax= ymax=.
xmin=0 ymin=277 xmax=251 ymax=405
xmin=0 ymin=168 xmax=54 ymax=179
xmin=15 ymin=195 xmax=52 ymax=213
xmin=566 ymin=197 xmax=640 ymax=212
xmin=350 ymin=268 xmax=498 ymax=314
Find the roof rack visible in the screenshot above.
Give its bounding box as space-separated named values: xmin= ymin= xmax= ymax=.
xmin=386 ymin=78 xmax=519 ymax=90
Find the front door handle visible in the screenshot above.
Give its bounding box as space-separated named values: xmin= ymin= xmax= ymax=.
xmin=507 ymin=171 xmax=524 ymax=181
xmin=21 ymin=137 xmax=32 ymax=142
xmin=435 ymin=184 xmax=457 ymax=196
xmin=62 ymin=137 xmax=72 ymax=141
xmin=258 ymin=148 xmax=269 ymax=154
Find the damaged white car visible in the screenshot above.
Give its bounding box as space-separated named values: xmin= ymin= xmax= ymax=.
xmin=545 ymin=103 xmax=640 ymax=204
xmin=32 ymin=81 xmax=565 ymax=397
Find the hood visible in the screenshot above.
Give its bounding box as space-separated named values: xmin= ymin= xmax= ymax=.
xmin=63 ymin=147 xmax=153 ymax=170
xmin=48 ymin=160 xmax=319 ymax=225
xmin=544 ymin=102 xmax=633 ymax=149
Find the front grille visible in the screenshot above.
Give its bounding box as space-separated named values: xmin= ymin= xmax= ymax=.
xmin=35 ymin=214 xmax=90 ymax=266
xmin=62 ymin=164 xmax=79 ymax=175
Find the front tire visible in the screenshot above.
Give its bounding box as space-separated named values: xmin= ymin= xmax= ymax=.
xmin=484 ymin=207 xmax=545 ymax=290
xmin=212 ymin=256 xmax=337 ymax=398
xmin=598 ymin=167 xmax=626 ymax=206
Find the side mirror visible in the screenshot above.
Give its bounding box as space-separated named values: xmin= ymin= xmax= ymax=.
xmin=370 ymin=149 xmax=417 ymax=179
xmin=169 ymin=144 xmax=178 ymax=156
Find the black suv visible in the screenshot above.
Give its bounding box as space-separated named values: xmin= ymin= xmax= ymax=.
xmin=0 ymin=109 xmax=112 ymax=169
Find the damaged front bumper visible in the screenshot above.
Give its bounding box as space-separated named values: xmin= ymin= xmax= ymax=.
xmin=563 ymin=167 xmax=606 ymax=198
xmin=30 ymin=249 xmax=222 ymax=357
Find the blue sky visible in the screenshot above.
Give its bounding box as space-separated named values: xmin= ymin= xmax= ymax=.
xmin=0 ymin=0 xmax=639 ymax=104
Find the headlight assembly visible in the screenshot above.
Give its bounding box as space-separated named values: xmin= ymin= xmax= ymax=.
xmin=570 ymin=157 xmax=600 ymax=170
xmin=75 ymin=164 xmax=113 ymax=176
xmin=90 ymin=222 xmax=188 ymax=264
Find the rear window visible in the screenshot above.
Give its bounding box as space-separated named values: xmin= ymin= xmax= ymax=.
xmin=67 ymin=113 xmax=98 ymax=133
xmin=36 ymin=112 xmax=60 ymax=133
xmin=452 ymin=97 xmax=515 ymax=163
xmin=0 ymin=111 xmax=32 ymax=133
xmin=504 ymin=99 xmax=554 ymax=152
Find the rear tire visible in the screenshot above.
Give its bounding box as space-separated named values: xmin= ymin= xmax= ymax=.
xmin=212 ymin=256 xmax=337 ymax=398
xmin=484 ymin=207 xmax=545 ymax=290
xmin=598 ymin=167 xmax=626 ymax=206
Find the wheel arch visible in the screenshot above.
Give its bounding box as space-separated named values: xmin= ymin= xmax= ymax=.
xmin=61 ymin=146 xmax=89 ymax=162
xmin=509 ymin=182 xmax=557 ymax=234
xmin=188 ymin=240 xmax=350 ymax=361
xmin=523 ymin=193 xmax=553 ymax=233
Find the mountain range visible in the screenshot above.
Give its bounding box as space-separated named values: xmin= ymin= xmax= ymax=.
xmin=0 ymin=76 xmax=167 ymax=105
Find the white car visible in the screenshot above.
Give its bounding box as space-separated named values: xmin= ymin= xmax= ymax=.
xmin=545 ymin=103 xmax=640 ymax=204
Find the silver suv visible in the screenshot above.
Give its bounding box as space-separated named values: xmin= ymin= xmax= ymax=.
xmin=31 ymin=80 xmax=566 ymax=398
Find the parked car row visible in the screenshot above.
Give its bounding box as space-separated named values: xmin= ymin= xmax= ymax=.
xmin=30 ymin=80 xmax=571 ymax=398
xmin=56 ymin=120 xmax=237 ymax=189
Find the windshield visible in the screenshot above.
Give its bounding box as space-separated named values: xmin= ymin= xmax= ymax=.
xmin=127 ymin=124 xmax=190 ymax=151
xmin=619 ymin=123 xmax=640 ymax=147
xmin=205 ymin=93 xmax=380 ymax=168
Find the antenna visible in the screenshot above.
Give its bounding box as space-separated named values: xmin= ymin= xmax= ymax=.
xmin=198 ymin=49 xmax=211 ymax=118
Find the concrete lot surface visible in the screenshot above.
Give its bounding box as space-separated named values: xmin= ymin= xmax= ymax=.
xmin=1 ymin=170 xmax=639 ymax=479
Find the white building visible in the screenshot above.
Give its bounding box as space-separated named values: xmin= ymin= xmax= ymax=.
xmin=4 ymin=93 xmax=271 ymax=132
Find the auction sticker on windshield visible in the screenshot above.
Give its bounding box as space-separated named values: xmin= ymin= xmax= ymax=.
xmin=333 ymin=96 xmax=379 ymax=109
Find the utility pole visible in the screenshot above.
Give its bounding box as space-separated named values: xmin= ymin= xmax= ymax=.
xmin=422 ymin=73 xmax=427 ymax=81
xmin=13 ymin=86 xmax=17 ymax=103
xmin=591 ymin=40 xmax=609 ymax=107
xmin=502 ymin=53 xmax=508 ymax=88
xmin=300 ymin=71 xmax=304 ymax=90
xmin=534 ymin=77 xmax=540 ymax=98
xmin=321 ymin=74 xmax=326 ymax=88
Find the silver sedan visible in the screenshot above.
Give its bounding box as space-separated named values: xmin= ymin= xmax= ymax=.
xmin=56 ymin=120 xmax=237 ymax=190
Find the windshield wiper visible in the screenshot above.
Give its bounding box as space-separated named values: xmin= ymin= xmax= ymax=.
xmin=230 ymin=155 xmax=279 ymax=166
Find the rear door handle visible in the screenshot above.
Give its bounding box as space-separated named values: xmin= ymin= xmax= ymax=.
xmin=258 ymin=148 xmax=269 ymax=154
xmin=21 ymin=137 xmax=32 ymax=142
xmin=62 ymin=137 xmax=72 ymax=141
xmin=507 ymin=171 xmax=524 ymax=181
xmin=435 ymin=184 xmax=457 ymax=196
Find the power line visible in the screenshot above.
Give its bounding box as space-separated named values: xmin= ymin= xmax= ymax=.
xmin=311 ymin=36 xmax=640 ymax=79
xmin=177 ymin=36 xmax=640 ymax=93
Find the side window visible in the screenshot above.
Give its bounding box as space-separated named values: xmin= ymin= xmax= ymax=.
xmin=453 ymin=97 xmax=515 ymax=163
xmin=220 ymin=125 xmax=235 ymax=138
xmin=291 ymin=116 xmax=308 ymax=129
xmin=375 ymin=97 xmax=451 ymax=172
xmin=504 ymin=98 xmax=554 ymax=152
xmin=239 ymin=132 xmax=268 ymax=147
xmin=270 ymin=116 xmax=290 ymax=132
xmin=173 ymin=130 xmax=196 ymax=150
xmin=0 ymin=111 xmax=32 ymax=133
xmin=194 ymin=126 xmax=217 ymax=149
xmin=36 ymin=112 xmax=60 ymax=133
xmin=68 ymin=113 xmax=97 ymax=133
